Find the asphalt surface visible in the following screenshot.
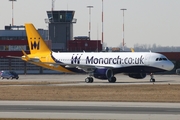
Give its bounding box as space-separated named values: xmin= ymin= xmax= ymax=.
xmin=0 ymin=101 xmax=180 ymax=119
xmin=0 ymin=74 xmax=180 ymax=119
xmin=13 ymin=74 xmax=180 ymax=85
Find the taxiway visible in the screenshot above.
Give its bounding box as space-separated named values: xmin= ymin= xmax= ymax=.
xmin=0 ymin=74 xmax=179 ymax=119
xmin=0 ymin=101 xmax=180 ymax=120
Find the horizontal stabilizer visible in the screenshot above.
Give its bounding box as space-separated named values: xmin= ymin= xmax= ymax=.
xmin=7 ymin=55 xmax=40 ymax=62
xmin=6 ymin=56 xmax=22 ymax=59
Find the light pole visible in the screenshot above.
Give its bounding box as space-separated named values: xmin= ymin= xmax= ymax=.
xmin=121 ymin=8 xmax=127 ymax=51
xmin=9 ymin=0 xmax=17 ymax=26
xmin=102 ymin=0 xmax=104 ymax=45
xmin=87 ymin=6 xmax=93 ymax=40
xmin=52 ymin=0 xmax=56 ymax=11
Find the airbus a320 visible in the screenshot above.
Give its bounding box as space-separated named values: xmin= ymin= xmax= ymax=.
xmin=8 ymin=23 xmax=174 ymax=83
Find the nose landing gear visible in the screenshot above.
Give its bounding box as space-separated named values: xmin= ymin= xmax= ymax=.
xmin=150 ymin=73 xmax=155 ymax=82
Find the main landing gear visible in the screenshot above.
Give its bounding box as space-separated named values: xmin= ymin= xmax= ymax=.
xmin=85 ymin=77 xmax=94 ymax=83
xmin=85 ymin=76 xmax=117 ymax=83
xmin=150 ymin=73 xmax=155 ymax=82
xmin=108 ymin=76 xmax=116 ymax=83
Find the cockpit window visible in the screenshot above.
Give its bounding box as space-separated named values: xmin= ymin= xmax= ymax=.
xmin=163 ymin=58 xmax=167 ymax=60
xmin=156 ymin=58 xmax=168 ymax=61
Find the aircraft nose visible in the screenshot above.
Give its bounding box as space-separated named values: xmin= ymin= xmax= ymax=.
xmin=166 ymin=61 xmax=174 ymax=71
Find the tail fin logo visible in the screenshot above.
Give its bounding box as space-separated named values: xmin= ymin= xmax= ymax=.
xmin=31 ymin=38 xmax=40 ymax=50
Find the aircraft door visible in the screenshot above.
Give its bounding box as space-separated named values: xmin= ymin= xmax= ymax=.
xmin=144 ymin=54 xmax=150 ymax=66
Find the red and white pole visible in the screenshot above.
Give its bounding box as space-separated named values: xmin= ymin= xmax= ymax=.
xmin=87 ymin=6 xmax=93 ymax=40
xmin=121 ymin=8 xmax=127 ymax=51
xmin=9 ymin=0 xmax=17 ymax=26
xmin=102 ymin=0 xmax=104 ymax=45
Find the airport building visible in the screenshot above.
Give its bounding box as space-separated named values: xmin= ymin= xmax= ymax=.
xmin=0 ymin=25 xmax=52 ymax=74
xmin=46 ymin=10 xmax=76 ymax=52
xmin=0 ymin=6 xmax=178 ymax=74
xmin=46 ymin=10 xmax=102 ymax=52
xmin=0 ymin=10 xmax=102 ymax=74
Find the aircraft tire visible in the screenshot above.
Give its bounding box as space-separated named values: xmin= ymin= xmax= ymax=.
xmin=85 ymin=77 xmax=94 ymax=83
xmin=150 ymin=78 xmax=155 ymax=82
xmin=113 ymin=77 xmax=117 ymax=83
xmin=85 ymin=77 xmax=90 ymax=83
xmin=108 ymin=76 xmax=116 ymax=83
xmin=90 ymin=77 xmax=94 ymax=83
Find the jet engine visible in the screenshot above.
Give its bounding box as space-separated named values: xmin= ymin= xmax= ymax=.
xmin=93 ymin=68 xmax=113 ymax=80
xmin=128 ymin=73 xmax=146 ymax=79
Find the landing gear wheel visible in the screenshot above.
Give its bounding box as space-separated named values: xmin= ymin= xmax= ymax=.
xmin=85 ymin=77 xmax=89 ymax=83
xmin=85 ymin=77 xmax=94 ymax=83
xmin=150 ymin=73 xmax=155 ymax=82
xmin=108 ymin=76 xmax=116 ymax=83
xmin=150 ymin=78 xmax=155 ymax=82
xmin=89 ymin=77 xmax=94 ymax=83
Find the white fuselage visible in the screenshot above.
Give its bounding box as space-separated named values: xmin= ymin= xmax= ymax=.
xmin=51 ymin=52 xmax=174 ymax=72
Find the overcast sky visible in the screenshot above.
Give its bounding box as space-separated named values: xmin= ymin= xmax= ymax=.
xmin=0 ymin=0 xmax=180 ymax=48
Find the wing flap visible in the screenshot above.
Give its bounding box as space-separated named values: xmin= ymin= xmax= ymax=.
xmin=42 ymin=62 xmax=117 ymax=72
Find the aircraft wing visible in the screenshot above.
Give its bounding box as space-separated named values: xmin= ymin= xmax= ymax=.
xmin=43 ymin=62 xmax=115 ymax=72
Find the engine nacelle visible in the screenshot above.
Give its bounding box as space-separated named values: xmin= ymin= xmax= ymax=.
xmin=93 ymin=68 xmax=113 ymax=80
xmin=128 ymin=73 xmax=146 ymax=79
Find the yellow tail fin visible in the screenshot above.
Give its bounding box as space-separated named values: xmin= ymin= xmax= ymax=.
xmin=25 ymin=23 xmax=51 ymax=54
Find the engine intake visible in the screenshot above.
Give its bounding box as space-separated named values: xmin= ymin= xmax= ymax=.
xmin=93 ymin=68 xmax=113 ymax=80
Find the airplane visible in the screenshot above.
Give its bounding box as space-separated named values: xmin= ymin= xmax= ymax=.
xmin=8 ymin=23 xmax=174 ymax=83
